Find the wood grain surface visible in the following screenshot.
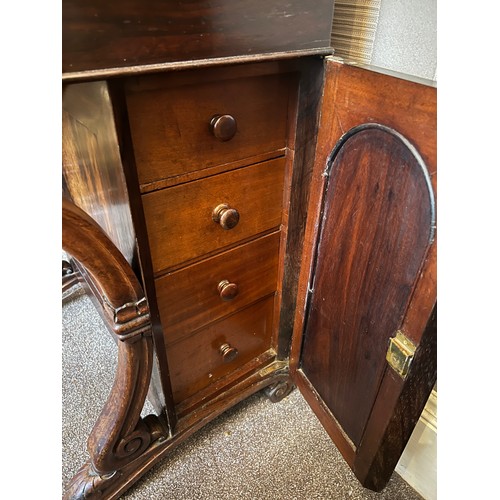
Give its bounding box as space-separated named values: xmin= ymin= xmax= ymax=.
xmin=301 ymin=126 xmax=434 ymax=447
xmin=142 ymin=157 xmax=286 ymax=273
xmin=62 ymin=0 xmax=334 ymax=74
xmin=156 ymin=231 xmax=281 ymax=344
xmin=276 ymin=57 xmax=325 ymax=359
xmin=62 ymin=82 xmax=137 ymax=267
xmin=290 ymin=59 xmax=437 ymax=491
xmin=166 ymin=296 xmax=275 ymax=403
xmin=126 ymin=72 xmax=291 ymax=187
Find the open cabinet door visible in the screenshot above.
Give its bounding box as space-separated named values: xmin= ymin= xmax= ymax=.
xmin=290 ymin=58 xmax=436 ymax=492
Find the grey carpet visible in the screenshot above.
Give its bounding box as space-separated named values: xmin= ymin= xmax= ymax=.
xmin=62 ymin=284 xmax=422 ymax=499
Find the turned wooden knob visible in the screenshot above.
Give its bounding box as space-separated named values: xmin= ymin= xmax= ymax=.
xmin=218 ymin=280 xmax=239 ymax=301
xmin=219 ymin=343 xmax=239 ymax=363
xmin=210 ymin=114 xmax=237 ymax=141
xmin=212 ymin=204 xmax=240 ymax=230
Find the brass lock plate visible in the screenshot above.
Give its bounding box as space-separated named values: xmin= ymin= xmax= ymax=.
xmin=386 ymin=331 xmax=416 ymax=379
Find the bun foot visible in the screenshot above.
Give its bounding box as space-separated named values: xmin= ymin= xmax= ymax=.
xmin=264 ymin=380 xmax=294 ymax=403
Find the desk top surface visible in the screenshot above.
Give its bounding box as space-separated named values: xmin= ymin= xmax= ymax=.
xmin=63 ymin=0 xmax=335 ymax=82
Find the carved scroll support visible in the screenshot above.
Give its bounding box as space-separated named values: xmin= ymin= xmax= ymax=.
xmin=62 ymin=199 xmax=167 ymax=499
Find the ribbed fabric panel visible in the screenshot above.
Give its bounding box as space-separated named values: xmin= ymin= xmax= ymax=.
xmin=331 ymin=0 xmax=382 ymax=64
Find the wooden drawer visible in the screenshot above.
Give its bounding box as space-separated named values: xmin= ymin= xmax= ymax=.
xmin=166 ymin=296 xmax=275 ymax=404
xmin=156 ymin=231 xmax=280 ymax=344
xmin=142 ymin=157 xmax=286 ymax=273
xmin=126 ymin=73 xmax=290 ymax=187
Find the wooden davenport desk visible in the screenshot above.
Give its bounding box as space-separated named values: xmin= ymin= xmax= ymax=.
xmin=62 ymin=1 xmax=436 ymax=498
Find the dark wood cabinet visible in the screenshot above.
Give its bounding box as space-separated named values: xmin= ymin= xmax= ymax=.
xmin=62 ymin=2 xmax=436 ymax=498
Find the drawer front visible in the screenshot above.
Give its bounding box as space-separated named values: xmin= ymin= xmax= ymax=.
xmin=166 ymin=296 xmax=275 ymax=404
xmin=156 ymin=231 xmax=280 ymax=344
xmin=126 ymin=74 xmax=290 ymax=186
xmin=142 ymin=157 xmax=286 ymax=273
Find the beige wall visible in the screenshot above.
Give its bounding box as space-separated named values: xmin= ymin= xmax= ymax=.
xmin=370 ymin=0 xmax=437 ymax=80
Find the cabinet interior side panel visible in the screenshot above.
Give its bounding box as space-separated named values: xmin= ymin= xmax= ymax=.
xmin=301 ymin=127 xmax=434 ymax=446
xmin=62 ymin=81 xmax=137 ymax=267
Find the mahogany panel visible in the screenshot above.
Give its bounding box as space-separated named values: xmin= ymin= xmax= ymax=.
xmin=277 ymin=57 xmax=325 ymax=359
xmin=290 ymin=61 xmax=437 ymax=373
xmin=156 ymin=231 xmax=280 ymax=344
xmin=166 ymin=296 xmax=275 ymax=404
xmin=142 ymin=157 xmax=286 ymax=273
xmin=106 ymin=79 xmax=179 ymax=427
xmin=294 ymin=368 xmax=356 ymax=467
xmin=62 ymin=0 xmax=335 ymax=74
xmin=300 ymin=126 xmax=434 ymax=447
xmin=290 ymin=59 xmax=437 ymax=491
xmin=62 ymin=82 xmax=137 ymax=267
xmin=290 ymin=60 xmax=437 ymax=374
xmin=126 ymin=72 xmax=291 ymax=186
xmin=313 ymin=62 xmax=437 ymax=196
xmin=139 ymin=150 xmax=286 ymax=194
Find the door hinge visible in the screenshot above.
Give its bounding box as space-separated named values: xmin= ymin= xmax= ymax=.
xmin=386 ymin=331 xmax=416 ymax=379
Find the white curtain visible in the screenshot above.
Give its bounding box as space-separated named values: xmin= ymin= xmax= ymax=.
xmin=331 ymin=0 xmax=382 ymax=65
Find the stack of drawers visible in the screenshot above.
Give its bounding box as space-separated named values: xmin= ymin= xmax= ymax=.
xmin=125 ymin=66 xmax=294 ymax=408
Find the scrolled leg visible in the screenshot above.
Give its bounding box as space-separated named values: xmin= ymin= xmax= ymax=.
xmin=62 ymin=199 xmax=169 ymax=499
